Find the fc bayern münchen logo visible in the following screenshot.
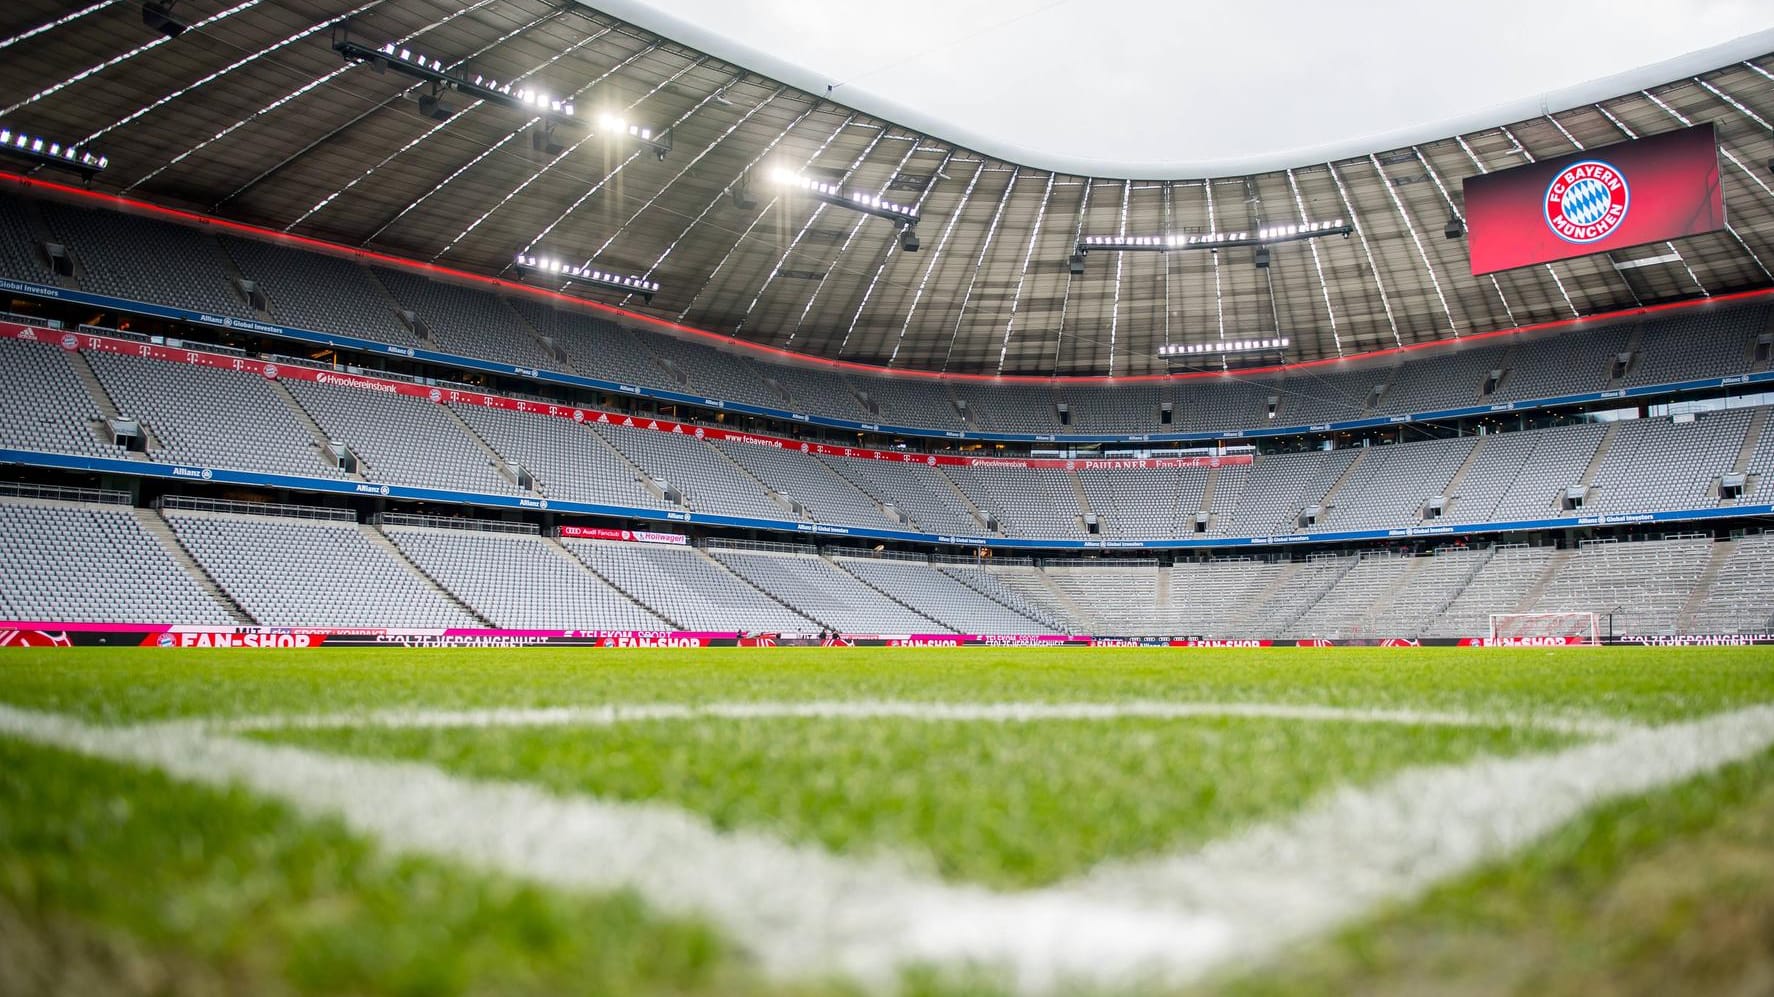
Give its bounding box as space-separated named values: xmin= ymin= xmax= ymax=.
xmin=1544 ymin=160 xmax=1629 ymax=243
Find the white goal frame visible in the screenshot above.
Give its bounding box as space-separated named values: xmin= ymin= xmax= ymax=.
xmin=1487 ymin=611 xmax=1602 ymax=644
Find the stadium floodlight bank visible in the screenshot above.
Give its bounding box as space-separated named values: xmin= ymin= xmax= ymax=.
xmin=333 ymin=31 xmax=576 ymax=120
xmin=597 ymin=114 xmax=672 ymax=159
xmin=0 ymin=127 xmax=108 ymax=178
xmin=513 ymin=254 xmax=659 ymax=301
xmin=1076 ymin=220 xmax=1351 ymax=256
xmin=772 ymin=169 xmax=921 ymax=249
xmin=1159 ymin=338 xmax=1289 ymax=357
xmin=1489 ymin=612 xmax=1602 ymax=644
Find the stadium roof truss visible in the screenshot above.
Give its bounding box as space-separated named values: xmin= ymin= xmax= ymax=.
xmin=0 ymin=0 xmax=1771 ymax=377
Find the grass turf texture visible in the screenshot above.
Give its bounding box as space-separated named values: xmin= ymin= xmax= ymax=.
xmin=259 ymin=717 xmax=1568 ymax=889
xmin=0 ymin=645 xmax=1771 ymax=995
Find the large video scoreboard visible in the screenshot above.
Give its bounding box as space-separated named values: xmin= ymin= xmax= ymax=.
xmin=1462 ymin=123 xmax=1724 ymax=276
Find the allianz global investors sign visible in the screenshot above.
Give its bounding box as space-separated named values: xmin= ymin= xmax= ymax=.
xmin=1462 ymin=124 xmax=1723 ymax=276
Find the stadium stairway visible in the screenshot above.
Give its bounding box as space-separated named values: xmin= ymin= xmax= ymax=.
xmin=1439 ymin=436 xmax=1490 ymax=517
xmin=584 ymin=426 xmax=681 ymax=508
xmin=703 ymin=442 xmax=802 ymax=519
xmin=1197 ymin=466 xmax=1220 ymax=525
xmin=542 ymin=536 xmax=677 ymax=627
xmin=999 ymin=567 xmax=1096 ymax=633
xmin=934 ymin=468 xmax=996 ymax=533
xmin=136 ymin=509 xmax=255 ymax=625
xmin=1351 ymin=554 xmax=1432 ymax=633
xmin=359 ymin=524 xmax=491 ymax=626
xmin=1575 ymin=422 xmax=1622 ymax=499
xmin=828 ymin=556 xmax=949 ymax=629
xmin=1678 ymin=539 xmax=1737 ymax=632
xmin=268 ymin=380 xmax=363 ymax=480
xmin=65 ymin=350 xmax=155 ymax=459
xmin=1315 ymin=449 xmax=1369 ymax=528
xmin=439 ymin=405 xmax=527 ymax=492
xmin=1067 ymin=472 xmax=1097 ymax=524
xmin=1733 ymin=407 xmax=1770 ymax=474
xmin=1514 ymin=547 xmax=1576 ymax=615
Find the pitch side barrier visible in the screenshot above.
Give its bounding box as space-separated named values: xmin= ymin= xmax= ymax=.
xmin=6 ymin=445 xmax=1772 ymax=553
xmin=5 ymin=625 xmax=1770 ymax=649
xmin=5 ymin=276 xmax=1772 ymax=446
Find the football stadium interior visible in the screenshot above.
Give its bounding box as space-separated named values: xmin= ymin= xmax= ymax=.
xmin=4 ymin=2 xmax=1774 ymax=994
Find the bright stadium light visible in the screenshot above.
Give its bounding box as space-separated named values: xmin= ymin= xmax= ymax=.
xmin=1158 ymin=338 xmax=1290 ymax=357
xmin=514 ymin=253 xmax=659 ymax=303
xmin=596 ymin=113 xmax=672 ymax=160
xmin=333 ymin=29 xmax=576 ymax=123
xmin=0 ymin=127 xmax=108 ymax=179
xmin=773 ymin=169 xmax=920 ymax=250
xmin=1077 ymin=220 xmax=1349 ymax=256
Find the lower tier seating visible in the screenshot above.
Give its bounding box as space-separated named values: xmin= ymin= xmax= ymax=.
xmin=2 ymin=497 xmax=1770 ymax=637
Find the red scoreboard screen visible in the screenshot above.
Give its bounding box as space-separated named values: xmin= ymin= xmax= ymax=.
xmin=1462 ymin=123 xmax=1724 ymax=276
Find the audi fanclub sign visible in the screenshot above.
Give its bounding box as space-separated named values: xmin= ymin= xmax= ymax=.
xmin=1462 ymin=124 xmax=1724 ymax=276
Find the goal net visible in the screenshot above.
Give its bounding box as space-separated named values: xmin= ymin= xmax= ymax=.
xmin=1487 ymin=612 xmax=1601 ymax=645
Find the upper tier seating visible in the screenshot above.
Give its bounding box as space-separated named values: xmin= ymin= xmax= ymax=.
xmin=221 ymin=236 xmax=417 ymax=345
xmin=0 ymin=338 xmax=125 ymax=459
xmin=502 ymin=298 xmax=669 ymax=388
xmin=1491 ymin=324 xmax=1633 ymax=401
xmin=592 ymin=422 xmax=786 ymax=521
xmin=282 ymin=377 xmax=520 ymax=495
xmin=1586 ymin=410 xmax=1751 ymax=513
xmin=44 ymin=202 xmax=254 ymax=320
xmin=86 ymin=350 xmax=346 ymax=479
xmin=6 ymin=192 xmax=1772 ymax=441
xmin=166 ymin=512 xmax=479 ymax=628
xmin=370 ymin=268 xmax=555 ymax=370
xmin=1372 ymin=343 xmax=1511 ymax=415
xmin=450 ymin=402 xmax=668 ymax=510
xmin=1625 ymin=307 xmax=1770 ymax=387
xmin=1317 ymin=437 xmax=1474 ymax=531
xmin=0 ymin=194 xmax=55 ymax=284
xmin=0 ymin=500 xmax=236 ymax=624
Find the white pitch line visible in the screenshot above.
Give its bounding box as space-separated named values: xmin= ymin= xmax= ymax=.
xmin=203 ymin=699 xmax=1639 ymax=738
xmin=3 ymin=703 xmax=1772 ymax=992
xmin=0 ymin=703 xmax=1233 ymax=990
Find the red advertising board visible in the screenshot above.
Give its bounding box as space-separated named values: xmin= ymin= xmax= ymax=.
xmin=1462 ymin=124 xmax=1723 ymax=276
xmin=0 ymin=322 xmax=1251 ymax=472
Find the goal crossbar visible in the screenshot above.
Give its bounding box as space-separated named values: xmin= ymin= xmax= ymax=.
xmin=1488 ymin=611 xmax=1601 ymax=645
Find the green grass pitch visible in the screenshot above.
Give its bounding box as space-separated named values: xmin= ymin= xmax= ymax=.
xmin=1 ymin=645 xmax=1771 ymax=995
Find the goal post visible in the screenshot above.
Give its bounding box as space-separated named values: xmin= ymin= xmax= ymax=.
xmin=1487 ymin=612 xmax=1602 ymax=645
